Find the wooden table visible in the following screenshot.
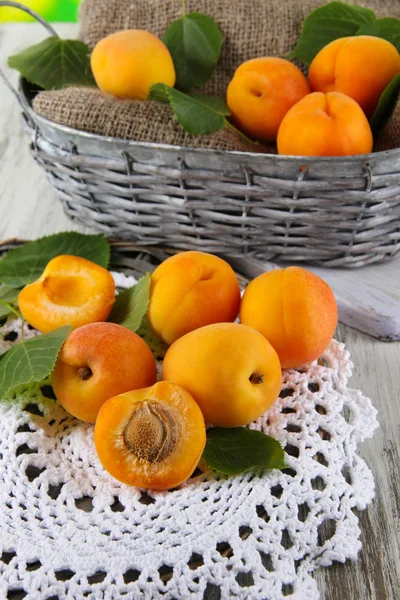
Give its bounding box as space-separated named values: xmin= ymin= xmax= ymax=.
xmin=1 ymin=22 xmax=399 ymax=600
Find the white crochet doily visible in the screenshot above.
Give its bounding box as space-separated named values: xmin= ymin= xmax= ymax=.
xmin=0 ymin=273 xmax=378 ymax=600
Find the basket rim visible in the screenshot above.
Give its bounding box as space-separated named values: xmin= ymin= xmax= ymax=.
xmin=20 ymin=78 xmax=400 ymax=165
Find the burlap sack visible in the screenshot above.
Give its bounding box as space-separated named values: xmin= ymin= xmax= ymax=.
xmin=32 ymin=86 xmax=273 ymax=153
xmin=78 ymin=0 xmax=400 ymax=97
xmin=32 ymin=0 xmax=400 ymax=152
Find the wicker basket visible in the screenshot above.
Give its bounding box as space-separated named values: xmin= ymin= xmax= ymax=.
xmin=2 ymin=2 xmax=400 ymax=268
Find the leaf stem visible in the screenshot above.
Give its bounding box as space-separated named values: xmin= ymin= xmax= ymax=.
xmin=0 ymin=299 xmax=23 ymax=321
xmin=181 ymin=0 xmax=186 ymax=18
xmin=224 ymin=118 xmax=266 ymax=149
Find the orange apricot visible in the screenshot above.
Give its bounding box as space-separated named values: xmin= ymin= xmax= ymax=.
xmin=147 ymin=251 xmax=241 ymax=346
xmin=94 ymin=381 xmax=206 ymax=490
xmin=277 ymin=91 xmax=373 ymax=156
xmin=162 ymin=323 xmax=282 ymax=427
xmin=52 ymin=322 xmax=157 ymax=423
xmin=18 ymin=255 xmax=115 ymax=333
xmin=91 ymin=29 xmax=176 ymax=101
xmin=308 ymin=35 xmax=400 ymax=118
xmin=226 ymin=57 xmax=311 ymax=142
xmin=239 ymin=266 xmax=338 ymax=369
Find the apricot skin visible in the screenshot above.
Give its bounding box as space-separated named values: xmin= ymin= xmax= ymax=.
xmin=226 ymin=57 xmax=310 ymax=142
xmin=162 ymin=323 xmax=282 ymax=427
xmin=277 ymin=91 xmax=373 ymax=156
xmin=18 ymin=255 xmax=116 ymax=333
xmin=309 ymin=35 xmax=400 ymax=118
xmin=52 ymin=322 xmax=157 ymax=423
xmin=94 ymin=381 xmax=206 ymax=490
xmin=239 ymin=267 xmax=338 ymax=369
xmin=147 ymin=251 xmax=241 ymax=346
xmin=91 ymin=29 xmax=176 ymax=101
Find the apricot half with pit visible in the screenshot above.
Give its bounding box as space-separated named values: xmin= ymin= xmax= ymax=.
xmin=18 ymin=255 xmax=116 ymax=333
xmin=94 ymin=381 xmax=206 ymax=489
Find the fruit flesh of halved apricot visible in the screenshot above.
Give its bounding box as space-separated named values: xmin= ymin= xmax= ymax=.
xmin=94 ymin=381 xmax=206 ymax=490
xmin=18 ymin=255 xmax=116 ymax=333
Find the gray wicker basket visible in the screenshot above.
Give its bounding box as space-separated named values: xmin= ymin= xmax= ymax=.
xmin=2 ymin=1 xmax=400 ymax=268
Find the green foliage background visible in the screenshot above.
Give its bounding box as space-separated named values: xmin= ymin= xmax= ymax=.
xmin=0 ymin=0 xmax=81 ymax=22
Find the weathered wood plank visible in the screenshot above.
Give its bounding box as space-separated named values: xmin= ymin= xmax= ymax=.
xmin=315 ymin=324 xmax=400 ymax=600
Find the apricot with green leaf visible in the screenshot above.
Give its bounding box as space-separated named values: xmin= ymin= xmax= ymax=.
xmin=52 ymin=322 xmax=157 ymax=423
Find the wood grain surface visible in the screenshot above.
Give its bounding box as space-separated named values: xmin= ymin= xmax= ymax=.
xmin=0 ymin=22 xmax=399 ymax=600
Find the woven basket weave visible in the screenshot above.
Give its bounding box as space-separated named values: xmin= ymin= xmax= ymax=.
xmin=2 ymin=1 xmax=400 ymax=267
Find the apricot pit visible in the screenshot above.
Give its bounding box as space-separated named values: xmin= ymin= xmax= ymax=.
xmin=94 ymin=381 xmax=206 ymax=489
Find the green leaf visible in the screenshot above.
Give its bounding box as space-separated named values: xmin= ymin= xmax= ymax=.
xmin=0 ymin=287 xmax=19 ymax=320
xmin=108 ymin=274 xmax=151 ymax=333
xmin=356 ymin=17 xmax=400 ymax=52
xmin=0 ymin=326 xmax=71 ymax=399
xmin=370 ymin=73 xmax=400 ymax=134
xmin=0 ymin=232 xmax=110 ymax=288
xmin=136 ymin=316 xmax=169 ymax=360
xmin=202 ymin=427 xmax=287 ymax=476
xmin=8 ymin=37 xmax=96 ymax=90
xmin=288 ymin=1 xmax=376 ymax=65
xmin=149 ymin=84 xmax=225 ymax=135
xmin=189 ymin=94 xmax=231 ymax=115
xmin=163 ymin=12 xmax=223 ymax=91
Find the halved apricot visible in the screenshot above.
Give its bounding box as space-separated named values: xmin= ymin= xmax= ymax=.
xmin=94 ymin=381 xmax=206 ymax=490
xmin=18 ymin=255 xmax=115 ymax=332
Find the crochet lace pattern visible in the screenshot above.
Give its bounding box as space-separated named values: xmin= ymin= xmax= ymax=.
xmin=0 ymin=274 xmax=378 ymax=600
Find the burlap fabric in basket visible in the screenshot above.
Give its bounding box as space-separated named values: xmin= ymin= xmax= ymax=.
xmin=32 ymin=0 xmax=400 ymax=152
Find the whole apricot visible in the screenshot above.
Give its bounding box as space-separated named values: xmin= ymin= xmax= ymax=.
xmin=239 ymin=267 xmax=338 ymax=369
xmin=18 ymin=255 xmax=115 ymax=333
xmin=226 ymin=57 xmax=311 ymax=142
xmin=309 ymin=35 xmax=400 ymax=118
xmin=94 ymin=381 xmax=206 ymax=489
xmin=147 ymin=251 xmax=241 ymax=346
xmin=52 ymin=322 xmax=157 ymax=423
xmin=277 ymin=91 xmax=373 ymax=156
xmin=162 ymin=323 xmax=282 ymax=427
xmin=91 ymin=29 xmax=176 ymax=100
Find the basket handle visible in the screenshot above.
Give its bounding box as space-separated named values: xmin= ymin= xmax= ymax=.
xmin=0 ymin=1 xmax=59 ymax=108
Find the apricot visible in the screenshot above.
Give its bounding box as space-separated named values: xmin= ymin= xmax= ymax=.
xmin=52 ymin=322 xmax=157 ymax=423
xmin=18 ymin=255 xmax=115 ymax=333
xmin=94 ymin=381 xmax=206 ymax=489
xmin=162 ymin=323 xmax=282 ymax=427
xmin=91 ymin=29 xmax=176 ymax=101
xmin=239 ymin=267 xmax=338 ymax=369
xmin=308 ymin=35 xmax=400 ymax=118
xmin=147 ymin=251 xmax=241 ymax=346
xmin=226 ymin=57 xmax=311 ymax=142
xmin=277 ymin=91 xmax=373 ymax=156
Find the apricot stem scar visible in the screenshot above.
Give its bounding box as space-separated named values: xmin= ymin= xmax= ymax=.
xmin=249 ymin=372 xmax=264 ymax=384
xmin=78 ymin=367 xmax=93 ymax=381
xmin=123 ymin=401 xmax=178 ymax=463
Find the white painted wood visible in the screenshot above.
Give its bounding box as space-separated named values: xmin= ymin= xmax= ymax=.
xmin=0 ymin=22 xmax=399 ymax=600
xmin=0 ymin=23 xmax=86 ymax=242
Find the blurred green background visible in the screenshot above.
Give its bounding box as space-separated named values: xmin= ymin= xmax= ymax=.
xmin=0 ymin=0 xmax=81 ymax=22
